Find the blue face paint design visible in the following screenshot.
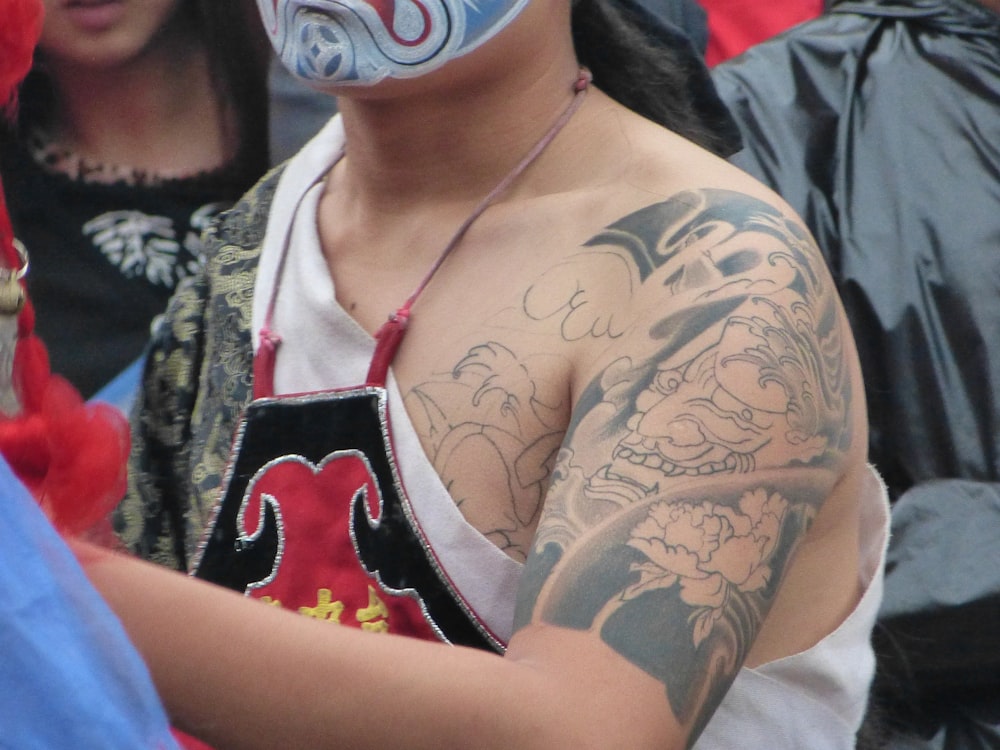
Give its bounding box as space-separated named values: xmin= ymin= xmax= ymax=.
xmin=258 ymin=0 xmax=530 ymax=88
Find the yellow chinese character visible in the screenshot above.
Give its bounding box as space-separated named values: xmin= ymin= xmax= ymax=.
xmin=299 ymin=588 xmax=345 ymax=623
xmin=259 ymin=596 xmax=283 ymax=607
xmin=356 ymin=586 xmax=389 ymax=633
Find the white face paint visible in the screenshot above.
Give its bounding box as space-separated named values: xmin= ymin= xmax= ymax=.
xmin=258 ymin=0 xmax=530 ymax=88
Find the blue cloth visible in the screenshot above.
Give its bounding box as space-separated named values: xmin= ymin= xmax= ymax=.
xmin=0 ymin=457 xmax=179 ymax=749
xmin=91 ymin=354 xmax=145 ymax=416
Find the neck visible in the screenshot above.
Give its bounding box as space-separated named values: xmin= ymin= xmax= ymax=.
xmin=42 ymin=34 xmax=227 ymax=175
xmin=331 ymin=5 xmax=583 ymax=212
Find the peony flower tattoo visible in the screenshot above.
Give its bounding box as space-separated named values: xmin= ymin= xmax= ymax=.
xmin=625 ymin=489 xmax=790 ymax=647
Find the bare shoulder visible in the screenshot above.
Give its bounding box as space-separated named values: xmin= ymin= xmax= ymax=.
xmin=569 ymin=88 xmax=771 ymax=202
xmin=506 ymin=122 xmax=868 ymax=743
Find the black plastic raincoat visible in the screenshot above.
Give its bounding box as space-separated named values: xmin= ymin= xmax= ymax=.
xmin=713 ymin=2 xmax=1000 ymax=747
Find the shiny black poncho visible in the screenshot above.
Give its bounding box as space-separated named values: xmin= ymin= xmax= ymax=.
xmin=713 ymin=2 xmax=1000 ymax=747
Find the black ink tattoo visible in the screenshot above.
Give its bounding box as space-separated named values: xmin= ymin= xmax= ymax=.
xmin=515 ymin=189 xmax=854 ymax=740
xmin=521 ymin=252 xmax=632 ymax=340
xmin=404 ymin=343 xmax=567 ymax=561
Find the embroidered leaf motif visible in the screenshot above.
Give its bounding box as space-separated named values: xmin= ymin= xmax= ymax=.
xmin=84 ymin=203 xmax=227 ymax=288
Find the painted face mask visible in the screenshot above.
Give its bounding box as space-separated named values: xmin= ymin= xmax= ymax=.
xmin=258 ymin=0 xmax=530 ymax=87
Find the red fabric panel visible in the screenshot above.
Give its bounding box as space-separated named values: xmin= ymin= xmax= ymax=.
xmin=702 ymin=0 xmax=825 ymax=66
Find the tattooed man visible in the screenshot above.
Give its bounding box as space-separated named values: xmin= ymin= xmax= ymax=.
xmin=97 ymin=0 xmax=888 ymax=746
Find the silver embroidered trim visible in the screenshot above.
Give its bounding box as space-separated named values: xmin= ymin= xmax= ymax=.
xmin=190 ymin=386 xmax=506 ymax=652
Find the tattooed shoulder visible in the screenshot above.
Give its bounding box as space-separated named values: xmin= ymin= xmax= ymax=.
xmin=513 ymin=188 xmax=859 ymax=740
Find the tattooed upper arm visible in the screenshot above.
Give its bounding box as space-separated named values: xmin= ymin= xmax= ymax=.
xmin=512 ymin=189 xmax=856 ymax=742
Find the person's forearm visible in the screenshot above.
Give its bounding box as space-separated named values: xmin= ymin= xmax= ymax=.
xmin=77 ymin=544 xmax=672 ymax=750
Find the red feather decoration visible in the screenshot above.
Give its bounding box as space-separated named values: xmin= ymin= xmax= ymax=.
xmin=0 ymin=0 xmax=43 ymax=117
xmin=0 ymin=0 xmax=131 ymax=536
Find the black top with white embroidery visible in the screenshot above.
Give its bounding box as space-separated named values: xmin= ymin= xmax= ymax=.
xmin=0 ymin=135 xmax=256 ymax=398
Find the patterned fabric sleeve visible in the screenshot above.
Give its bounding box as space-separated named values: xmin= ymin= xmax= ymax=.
xmin=115 ymin=167 xmax=285 ymax=570
xmin=115 ymin=265 xmax=211 ymax=570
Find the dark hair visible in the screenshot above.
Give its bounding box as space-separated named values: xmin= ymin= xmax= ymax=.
xmin=191 ymin=0 xmax=272 ymax=182
xmin=571 ymin=0 xmax=742 ymax=158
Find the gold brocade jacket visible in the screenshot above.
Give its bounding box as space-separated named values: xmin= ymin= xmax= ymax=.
xmin=115 ymin=166 xmax=285 ymax=571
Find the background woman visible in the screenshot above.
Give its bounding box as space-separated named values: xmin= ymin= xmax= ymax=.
xmin=0 ymin=0 xmax=270 ymax=398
